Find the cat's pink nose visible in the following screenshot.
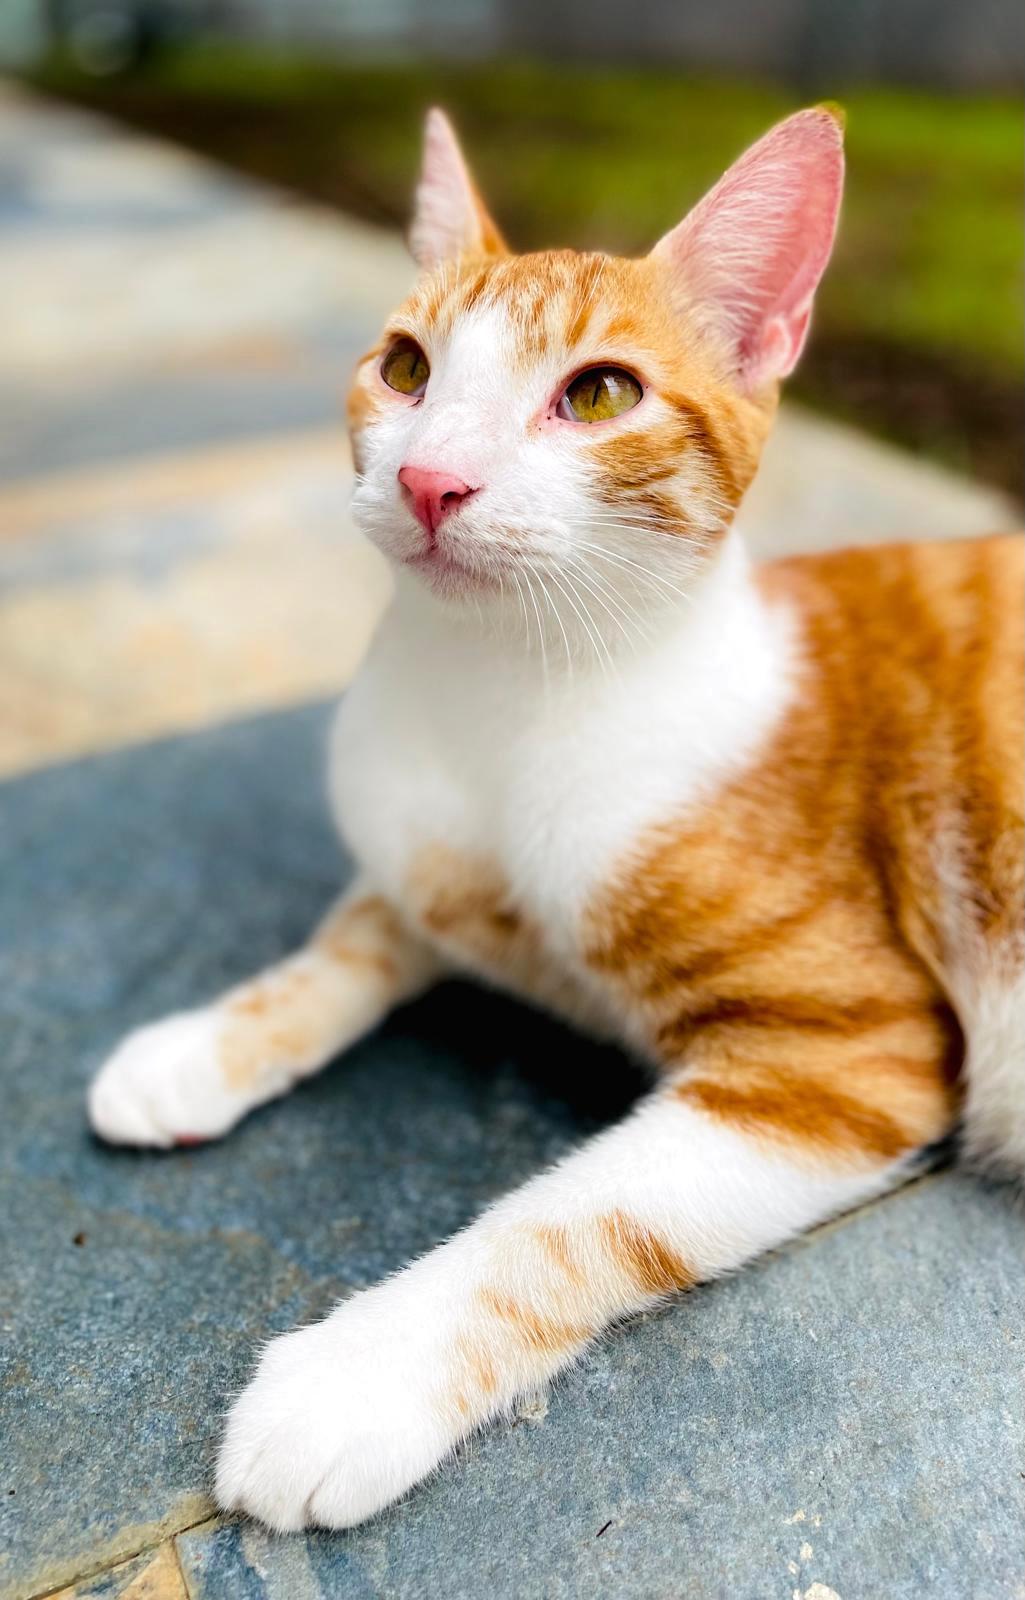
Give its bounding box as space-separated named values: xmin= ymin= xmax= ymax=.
xmin=398 ymin=466 xmax=475 ymax=537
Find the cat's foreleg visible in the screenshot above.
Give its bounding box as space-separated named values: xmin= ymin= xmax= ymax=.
xmin=216 ymin=1083 xmax=917 ymax=1531
xmin=88 ymin=880 xmax=444 ymax=1147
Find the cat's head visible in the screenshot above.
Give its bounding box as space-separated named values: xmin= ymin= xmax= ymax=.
xmin=349 ymin=106 xmax=843 ymax=616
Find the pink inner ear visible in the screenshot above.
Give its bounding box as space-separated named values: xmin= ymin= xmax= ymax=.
xmin=653 ymin=108 xmax=844 ymax=390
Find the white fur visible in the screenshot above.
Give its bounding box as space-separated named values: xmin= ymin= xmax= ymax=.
xmin=217 ymin=1095 xmax=911 ymax=1530
xmin=89 ymin=1009 xmax=244 ymax=1147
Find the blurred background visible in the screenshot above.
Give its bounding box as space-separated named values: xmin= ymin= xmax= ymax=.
xmin=0 ymin=0 xmax=1021 ymax=776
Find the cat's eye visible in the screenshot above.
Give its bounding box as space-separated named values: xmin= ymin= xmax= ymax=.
xmin=558 ymin=367 xmax=643 ymax=424
xmin=381 ymin=338 xmax=430 ymax=397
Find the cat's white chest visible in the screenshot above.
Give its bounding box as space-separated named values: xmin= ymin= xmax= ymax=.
xmin=328 ymin=547 xmax=795 ymax=981
xmin=328 ymin=614 xmax=594 ymax=958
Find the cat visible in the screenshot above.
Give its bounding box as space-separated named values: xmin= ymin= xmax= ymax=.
xmin=87 ymin=105 xmax=1024 ymax=1532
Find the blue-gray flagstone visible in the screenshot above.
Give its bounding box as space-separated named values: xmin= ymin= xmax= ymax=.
xmin=1 ymin=704 xmax=1021 ymax=1599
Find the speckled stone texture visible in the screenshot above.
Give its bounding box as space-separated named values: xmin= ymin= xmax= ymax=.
xmin=1 ymin=704 xmax=1022 ymax=1600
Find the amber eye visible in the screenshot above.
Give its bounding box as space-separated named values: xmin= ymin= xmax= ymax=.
xmin=558 ymin=366 xmax=643 ymax=423
xmin=381 ymin=337 xmax=430 ymax=397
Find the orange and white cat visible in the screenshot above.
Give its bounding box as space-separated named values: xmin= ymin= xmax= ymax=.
xmin=88 ymin=107 xmax=1024 ymax=1532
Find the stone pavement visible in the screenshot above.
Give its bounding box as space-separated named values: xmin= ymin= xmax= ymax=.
xmin=1 ymin=81 xmax=1022 ymax=1600
xmin=4 ymin=708 xmax=1022 ymax=1600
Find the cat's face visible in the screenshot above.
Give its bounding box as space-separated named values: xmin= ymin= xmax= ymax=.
xmin=349 ymin=108 xmax=843 ymax=616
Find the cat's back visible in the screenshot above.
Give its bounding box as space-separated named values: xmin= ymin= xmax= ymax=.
xmin=760 ymin=532 xmax=1024 ymax=972
xmin=761 ymin=532 xmax=1023 ymax=772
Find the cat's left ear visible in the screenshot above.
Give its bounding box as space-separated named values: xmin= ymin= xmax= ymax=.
xmin=410 ymin=108 xmax=507 ymax=270
xmin=651 ymin=106 xmax=844 ymax=393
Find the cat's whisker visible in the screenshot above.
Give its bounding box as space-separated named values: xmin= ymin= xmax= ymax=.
xmin=583 ymin=506 xmax=690 ymax=528
xmin=583 ymin=514 xmax=715 ymax=552
xmin=582 ymin=562 xmax=656 ymax=645
xmin=553 ymin=569 xmax=618 ymax=684
xmin=575 ymin=525 xmax=706 ymax=574
xmin=571 ymin=553 xmax=650 ymax=627
xmin=572 ymin=534 xmax=691 ymax=586
xmin=511 ymin=568 xmax=532 ymax=655
xmin=523 ymin=569 xmax=551 ymax=692
xmin=495 ymin=567 xmax=507 ymax=639
xmin=583 ymin=520 xmax=715 ymax=558
xmin=570 ymin=561 xmax=647 ymax=655
xmin=548 ymin=570 xmax=599 ymax=676
xmin=586 ymin=500 xmax=732 ymax=534
xmin=468 ymin=549 xmax=485 ymax=628
xmin=583 ymin=546 xmax=699 ymax=594
xmin=572 ymin=539 xmax=698 ymax=608
xmin=574 ymin=572 xmax=624 ymax=684
xmin=530 ymin=565 xmax=575 ymax=681
xmin=578 ymin=255 xmax=608 ymax=328
xmin=568 ymin=564 xmax=634 ymax=647
xmin=590 ymin=566 xmax=695 ymax=615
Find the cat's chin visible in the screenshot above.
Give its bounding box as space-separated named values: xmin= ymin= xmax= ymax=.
xmin=400 ymin=546 xmax=501 ymax=601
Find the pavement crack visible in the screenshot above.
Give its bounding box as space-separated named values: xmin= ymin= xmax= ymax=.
xmin=22 ymin=1509 xmax=219 ymax=1600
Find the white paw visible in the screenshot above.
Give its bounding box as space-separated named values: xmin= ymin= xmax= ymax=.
xmin=216 ymin=1285 xmax=459 ymax=1530
xmin=88 ymin=1008 xmax=252 ymax=1147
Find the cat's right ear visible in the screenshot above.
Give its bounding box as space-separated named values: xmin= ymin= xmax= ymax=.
xmin=410 ymin=108 xmax=507 ymax=270
xmin=650 ymin=107 xmax=844 ymax=393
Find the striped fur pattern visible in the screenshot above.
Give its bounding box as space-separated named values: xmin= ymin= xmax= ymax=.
xmin=88 ymin=108 xmax=1024 ymax=1532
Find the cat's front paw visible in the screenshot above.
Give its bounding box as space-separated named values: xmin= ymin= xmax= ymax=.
xmin=216 ymin=1290 xmax=457 ymax=1531
xmin=88 ymin=1008 xmax=253 ymax=1147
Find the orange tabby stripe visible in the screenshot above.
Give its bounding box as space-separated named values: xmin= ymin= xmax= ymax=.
xmin=599 ymin=1211 xmax=696 ymax=1296
xmin=479 ymin=1288 xmax=589 ymax=1359
xmin=585 ymin=534 xmax=1022 ymax=1164
xmin=474 ymin=1212 xmax=694 ymax=1378
xmin=675 ymin=1071 xmax=910 ymax=1161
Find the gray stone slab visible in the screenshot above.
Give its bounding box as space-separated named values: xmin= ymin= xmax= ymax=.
xmin=2 ymin=707 xmax=1021 ymax=1600
xmin=0 ymin=704 xmax=632 ymax=1598
xmin=177 ymin=1173 xmax=1023 ymax=1600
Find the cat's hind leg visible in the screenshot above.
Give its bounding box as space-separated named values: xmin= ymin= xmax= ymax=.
xmin=88 ymin=881 xmax=444 ymax=1147
xmin=953 ymin=965 xmax=1025 ymax=1178
xmin=904 ymin=813 xmax=1024 ymax=1179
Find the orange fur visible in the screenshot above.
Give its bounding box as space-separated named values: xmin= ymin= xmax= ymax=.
xmin=586 ymin=535 xmax=1022 ymax=1165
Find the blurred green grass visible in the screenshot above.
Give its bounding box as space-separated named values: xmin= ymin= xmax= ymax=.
xmin=32 ymin=50 xmax=1024 ymax=493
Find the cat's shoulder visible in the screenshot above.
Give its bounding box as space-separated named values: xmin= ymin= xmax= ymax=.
xmin=756 ymin=531 xmax=1023 ymax=621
